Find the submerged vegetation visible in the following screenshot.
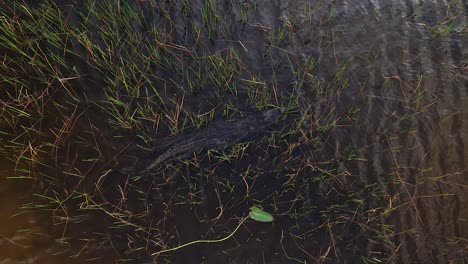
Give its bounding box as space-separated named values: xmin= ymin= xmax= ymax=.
xmin=0 ymin=0 xmax=465 ymax=263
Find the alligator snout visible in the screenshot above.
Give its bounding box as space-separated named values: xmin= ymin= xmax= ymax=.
xmin=263 ymin=108 xmax=284 ymax=123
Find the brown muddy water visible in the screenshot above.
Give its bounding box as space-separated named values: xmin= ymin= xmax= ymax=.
xmin=0 ymin=0 xmax=467 ymax=263
xmin=0 ymin=159 xmax=89 ymax=264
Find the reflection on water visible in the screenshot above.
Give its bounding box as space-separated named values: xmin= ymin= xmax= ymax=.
xmin=297 ymin=1 xmax=468 ymax=262
xmin=0 ymin=159 xmax=87 ymax=264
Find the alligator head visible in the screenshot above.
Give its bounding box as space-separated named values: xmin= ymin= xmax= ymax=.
xmin=262 ymin=108 xmax=284 ymax=123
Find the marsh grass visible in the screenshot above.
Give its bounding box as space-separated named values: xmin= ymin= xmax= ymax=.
xmin=0 ymin=0 xmax=448 ymax=263
xmin=1 ymin=1 xmax=372 ymax=259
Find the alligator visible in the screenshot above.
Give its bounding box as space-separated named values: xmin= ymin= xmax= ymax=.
xmin=143 ymin=108 xmax=283 ymax=172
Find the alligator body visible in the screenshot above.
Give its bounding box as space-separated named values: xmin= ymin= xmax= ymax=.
xmin=144 ymin=108 xmax=283 ymax=172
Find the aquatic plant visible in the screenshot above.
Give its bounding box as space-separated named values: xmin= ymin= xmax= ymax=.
xmin=248 ymin=206 xmax=274 ymax=222
xmin=151 ymin=206 xmax=274 ymax=256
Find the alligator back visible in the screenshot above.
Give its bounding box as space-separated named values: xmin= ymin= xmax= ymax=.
xmin=144 ymin=108 xmax=282 ymax=172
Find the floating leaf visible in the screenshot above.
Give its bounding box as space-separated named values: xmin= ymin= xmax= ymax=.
xmin=249 ymin=206 xmax=274 ymax=222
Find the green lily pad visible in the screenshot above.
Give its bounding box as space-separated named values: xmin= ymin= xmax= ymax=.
xmin=249 ymin=206 xmax=274 ymax=222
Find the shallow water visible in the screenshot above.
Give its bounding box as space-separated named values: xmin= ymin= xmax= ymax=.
xmin=0 ymin=159 xmax=90 ymax=264
xmin=1 ymin=0 xmax=467 ymax=263
xmin=297 ymin=1 xmax=468 ymax=262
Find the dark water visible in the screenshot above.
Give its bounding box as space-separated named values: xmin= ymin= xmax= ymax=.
xmin=1 ymin=0 xmax=466 ymax=263
xmin=302 ymin=1 xmax=468 ymax=263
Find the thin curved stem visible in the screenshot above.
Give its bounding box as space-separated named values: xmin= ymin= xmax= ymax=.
xmin=151 ymin=217 xmax=248 ymax=256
